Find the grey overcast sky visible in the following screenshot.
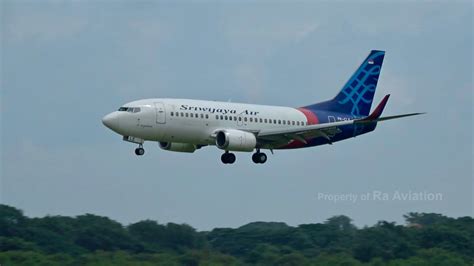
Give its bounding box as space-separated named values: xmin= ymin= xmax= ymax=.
xmin=1 ymin=1 xmax=472 ymax=230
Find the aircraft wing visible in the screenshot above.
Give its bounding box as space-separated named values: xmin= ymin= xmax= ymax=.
xmin=257 ymin=120 xmax=351 ymax=144
xmin=257 ymin=95 xmax=424 ymax=145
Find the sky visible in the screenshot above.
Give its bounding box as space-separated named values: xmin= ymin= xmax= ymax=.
xmin=1 ymin=1 xmax=472 ymax=230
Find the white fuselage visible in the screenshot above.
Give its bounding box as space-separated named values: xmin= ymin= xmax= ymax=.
xmin=103 ymin=98 xmax=310 ymax=148
xmin=101 ymin=50 xmax=419 ymax=164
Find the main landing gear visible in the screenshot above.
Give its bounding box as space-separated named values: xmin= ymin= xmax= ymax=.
xmin=252 ymin=150 xmax=267 ymax=164
xmin=220 ymin=150 xmax=268 ymax=164
xmin=135 ymin=144 xmax=145 ymax=156
xmin=221 ymin=152 xmax=236 ymax=164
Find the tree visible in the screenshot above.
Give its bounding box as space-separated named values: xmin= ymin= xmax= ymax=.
xmin=403 ymin=213 xmax=450 ymax=226
xmin=74 ymin=214 xmax=142 ymax=252
xmin=353 ymin=221 xmax=415 ymax=262
xmin=128 ymin=220 xmax=166 ymax=251
xmin=0 ymin=204 xmax=27 ymax=237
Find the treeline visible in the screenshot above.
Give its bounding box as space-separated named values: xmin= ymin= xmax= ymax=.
xmin=0 ymin=204 xmax=472 ymax=265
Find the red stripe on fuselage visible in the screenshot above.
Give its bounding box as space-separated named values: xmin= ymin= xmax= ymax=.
xmin=297 ymin=108 xmax=319 ymax=125
xmin=279 ymin=108 xmax=319 ymax=149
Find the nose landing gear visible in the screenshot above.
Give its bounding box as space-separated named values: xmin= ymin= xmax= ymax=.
xmin=221 ymin=152 xmax=236 ymax=164
xmin=135 ymin=144 xmax=145 ymax=156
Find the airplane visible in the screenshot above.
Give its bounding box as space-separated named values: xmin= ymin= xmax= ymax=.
xmin=102 ymin=50 xmax=423 ymax=164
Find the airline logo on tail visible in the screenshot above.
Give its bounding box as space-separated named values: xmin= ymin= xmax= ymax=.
xmin=337 ymin=51 xmax=385 ymax=116
xmin=303 ymin=50 xmax=385 ymax=118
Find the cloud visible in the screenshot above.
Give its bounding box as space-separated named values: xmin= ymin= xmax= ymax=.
xmin=3 ymin=10 xmax=88 ymax=43
xmin=223 ymin=16 xmax=320 ymax=58
xmin=294 ymin=23 xmax=319 ymax=43
xmin=377 ymin=70 xmax=416 ymax=108
xmin=234 ymin=63 xmax=265 ymax=103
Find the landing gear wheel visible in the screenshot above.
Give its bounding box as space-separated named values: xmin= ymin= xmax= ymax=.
xmin=252 ymin=152 xmax=267 ymax=164
xmin=227 ymin=153 xmax=236 ymax=164
xmin=252 ymin=153 xmax=259 ymax=163
xmin=221 ymin=152 xmax=236 ymax=164
xmin=258 ymin=153 xmax=267 ymax=164
xmin=135 ymin=147 xmax=145 ymax=156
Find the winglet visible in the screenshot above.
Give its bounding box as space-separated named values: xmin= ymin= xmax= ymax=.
xmin=367 ymin=94 xmax=390 ymax=120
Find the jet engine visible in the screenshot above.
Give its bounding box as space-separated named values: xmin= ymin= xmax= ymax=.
xmin=159 ymin=142 xmax=196 ymax=153
xmin=215 ymin=129 xmax=257 ymax=152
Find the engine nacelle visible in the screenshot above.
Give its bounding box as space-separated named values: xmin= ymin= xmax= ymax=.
xmin=159 ymin=142 xmax=196 ymax=153
xmin=215 ymin=129 xmax=257 ymax=152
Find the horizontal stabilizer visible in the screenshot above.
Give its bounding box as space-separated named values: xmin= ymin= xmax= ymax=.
xmin=370 ymin=113 xmax=426 ymax=122
xmin=356 ymin=94 xmax=425 ymax=123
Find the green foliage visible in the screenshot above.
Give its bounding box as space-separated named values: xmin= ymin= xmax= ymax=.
xmin=0 ymin=205 xmax=27 ymax=237
xmin=403 ymin=212 xmax=450 ymax=226
xmin=0 ymin=204 xmax=472 ymax=265
xmin=74 ymin=214 xmax=143 ymax=252
xmin=353 ymin=221 xmax=415 ymax=262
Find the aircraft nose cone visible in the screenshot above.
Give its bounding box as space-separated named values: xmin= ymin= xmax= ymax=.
xmin=102 ymin=112 xmax=121 ymax=132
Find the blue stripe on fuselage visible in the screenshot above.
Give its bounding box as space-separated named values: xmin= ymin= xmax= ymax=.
xmin=276 ymin=110 xmax=377 ymax=149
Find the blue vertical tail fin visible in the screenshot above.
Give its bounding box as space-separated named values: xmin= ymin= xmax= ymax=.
xmin=304 ymin=50 xmax=385 ymax=117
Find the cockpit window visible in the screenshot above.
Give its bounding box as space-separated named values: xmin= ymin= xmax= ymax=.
xmin=118 ymin=107 xmax=141 ymax=113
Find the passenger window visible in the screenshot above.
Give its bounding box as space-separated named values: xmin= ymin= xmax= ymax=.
xmin=278 ymin=120 xmax=281 ymax=124
xmin=180 ymin=112 xmax=184 ymax=117
xmin=273 ymin=119 xmax=277 ymax=124
xmin=186 ymin=113 xmax=189 ymax=117
xmin=216 ymin=115 xmax=219 ymax=120
xmin=225 ymin=116 xmax=228 ymax=120
xmin=264 ymin=119 xmax=267 ymax=123
xmin=292 ymin=121 xmax=295 ymax=125
xmin=260 ymin=118 xmax=263 ymax=123
xmin=238 ymin=117 xmax=242 ymax=121
xmin=170 ymin=112 xmax=174 ymax=116
xmin=250 ymin=117 xmax=253 ymax=122
xmin=206 ymin=114 xmax=209 ymax=119
xmin=282 ymin=120 xmax=286 ymax=125
xmin=200 ymin=114 xmax=204 ymax=119
xmin=234 ymin=116 xmax=237 ymax=121
xmin=244 ymin=117 xmax=248 ymax=122
xmin=220 ymin=115 xmax=224 ymax=120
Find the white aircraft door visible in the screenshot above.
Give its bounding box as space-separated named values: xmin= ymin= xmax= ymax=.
xmin=154 ymin=102 xmax=166 ymax=124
